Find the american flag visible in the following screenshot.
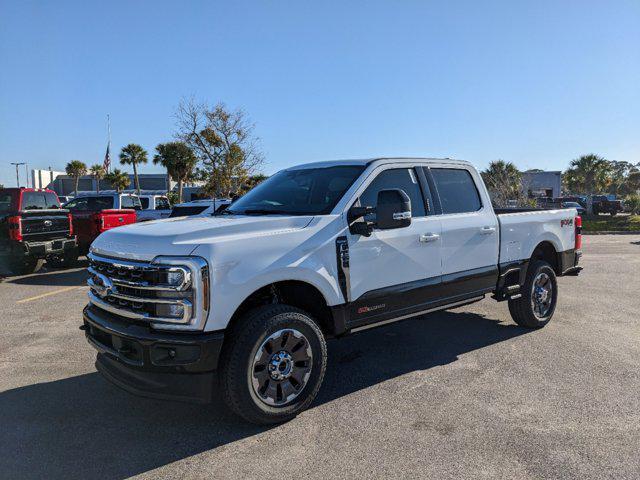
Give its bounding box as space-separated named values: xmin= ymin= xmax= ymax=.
xmin=103 ymin=143 xmax=111 ymax=173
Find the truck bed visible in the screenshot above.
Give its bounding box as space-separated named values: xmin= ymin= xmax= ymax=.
xmin=497 ymin=207 xmax=578 ymax=264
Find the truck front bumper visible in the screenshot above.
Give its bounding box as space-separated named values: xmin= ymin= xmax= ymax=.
xmin=83 ymin=305 xmax=225 ymax=404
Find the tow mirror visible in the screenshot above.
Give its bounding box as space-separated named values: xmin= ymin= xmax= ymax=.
xmin=376 ymin=189 xmax=411 ymax=229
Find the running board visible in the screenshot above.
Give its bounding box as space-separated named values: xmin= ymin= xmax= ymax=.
xmin=349 ymin=296 xmax=485 ymax=333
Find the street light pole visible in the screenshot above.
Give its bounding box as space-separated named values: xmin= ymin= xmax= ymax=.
xmin=10 ymin=162 xmax=26 ymax=187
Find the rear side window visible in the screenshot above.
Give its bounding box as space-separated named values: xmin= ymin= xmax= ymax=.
xmin=139 ymin=197 xmax=150 ymax=209
xmin=92 ymin=197 xmax=114 ymax=210
xmin=359 ymin=168 xmax=426 ymax=218
xmin=431 ymin=168 xmax=482 ymax=214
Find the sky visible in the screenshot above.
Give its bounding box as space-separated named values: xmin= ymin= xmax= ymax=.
xmin=1 ymin=0 xmax=639 ymax=188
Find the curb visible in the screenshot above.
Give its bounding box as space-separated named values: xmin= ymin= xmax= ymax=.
xmin=583 ymin=231 xmax=640 ymax=235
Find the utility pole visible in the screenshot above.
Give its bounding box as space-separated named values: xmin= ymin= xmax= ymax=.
xmin=24 ymin=163 xmax=29 ymax=188
xmin=10 ymin=162 xmax=25 ymax=187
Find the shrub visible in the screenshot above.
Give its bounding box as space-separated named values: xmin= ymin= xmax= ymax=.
xmin=625 ymin=194 xmax=640 ymax=215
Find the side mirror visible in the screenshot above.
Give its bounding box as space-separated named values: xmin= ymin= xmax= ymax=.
xmin=376 ymin=189 xmax=411 ymax=229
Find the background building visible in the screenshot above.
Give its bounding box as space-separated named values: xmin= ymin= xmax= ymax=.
xmin=521 ymin=170 xmax=562 ymax=198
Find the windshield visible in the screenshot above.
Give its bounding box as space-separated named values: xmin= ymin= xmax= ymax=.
xmin=225 ymin=165 xmax=365 ymax=216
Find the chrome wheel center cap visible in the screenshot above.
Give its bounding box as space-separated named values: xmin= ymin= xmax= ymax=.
xmin=268 ymin=351 xmax=293 ymax=381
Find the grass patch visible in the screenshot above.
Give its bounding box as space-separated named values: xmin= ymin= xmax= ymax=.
xmin=581 ymin=214 xmax=640 ymax=232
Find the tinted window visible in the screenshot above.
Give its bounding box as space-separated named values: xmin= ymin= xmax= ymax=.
xmin=226 ymin=166 xmax=365 ymax=216
xmin=359 ymin=168 xmax=426 ymax=219
xmin=0 ymin=192 xmax=15 ymax=213
xmin=169 ymin=205 xmax=209 ymax=217
xmin=93 ymin=197 xmax=114 ymax=210
xmin=121 ymin=195 xmax=135 ymax=208
xmin=64 ymin=197 xmax=90 ymax=211
xmin=44 ymin=192 xmax=60 ymax=209
xmin=156 ymin=197 xmax=170 ymax=209
xmin=21 ymin=192 xmax=47 ymax=210
xmin=140 ymin=197 xmax=150 ymax=209
xmin=431 ymin=168 xmax=482 ymax=214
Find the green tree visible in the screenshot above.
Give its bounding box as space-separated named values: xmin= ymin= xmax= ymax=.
xmin=105 ymin=168 xmax=130 ymax=193
xmin=563 ymin=154 xmax=612 ymax=195
xmin=607 ymin=160 xmax=637 ymax=196
xmin=481 ymin=160 xmax=524 ymax=207
xmin=65 ymin=160 xmax=87 ymax=196
xmin=175 ymin=99 xmax=264 ymax=197
xmin=153 ymin=141 xmax=197 ymax=204
xmin=89 ymin=164 xmax=106 ymax=193
xmin=119 ymin=144 xmax=148 ymax=195
xmin=240 ymin=173 xmax=269 ymax=194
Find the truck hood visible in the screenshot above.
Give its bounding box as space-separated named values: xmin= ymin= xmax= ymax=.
xmin=90 ymin=215 xmax=314 ymax=261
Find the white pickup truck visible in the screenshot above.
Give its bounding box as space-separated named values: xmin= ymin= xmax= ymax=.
xmin=82 ymin=158 xmax=582 ymax=424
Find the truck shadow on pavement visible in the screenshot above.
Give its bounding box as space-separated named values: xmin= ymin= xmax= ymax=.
xmin=5 ymin=260 xmax=89 ymax=286
xmin=0 ymin=311 xmax=529 ymax=480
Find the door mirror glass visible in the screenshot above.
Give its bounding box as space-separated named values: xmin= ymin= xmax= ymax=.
xmin=376 ymin=189 xmax=412 ymax=230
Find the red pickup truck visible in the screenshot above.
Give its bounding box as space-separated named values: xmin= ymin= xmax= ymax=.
xmin=0 ymin=188 xmax=76 ymax=274
xmin=63 ymin=194 xmax=137 ymax=254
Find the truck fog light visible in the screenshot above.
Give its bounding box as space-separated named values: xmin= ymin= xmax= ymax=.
xmin=156 ymin=303 xmax=185 ymax=319
xmin=161 ymin=269 xmax=185 ymax=286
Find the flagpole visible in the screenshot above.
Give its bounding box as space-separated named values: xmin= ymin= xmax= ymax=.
xmin=107 ymin=114 xmax=111 ymax=173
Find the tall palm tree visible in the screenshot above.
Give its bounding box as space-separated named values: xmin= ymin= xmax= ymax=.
xmin=481 ymin=160 xmax=523 ymax=207
xmin=119 ymin=144 xmax=148 ymax=195
xmin=65 ymin=160 xmax=87 ymax=196
xmin=153 ymin=142 xmax=197 ymax=203
xmin=89 ymin=164 xmax=106 ymax=193
xmin=105 ymin=168 xmax=131 ymax=193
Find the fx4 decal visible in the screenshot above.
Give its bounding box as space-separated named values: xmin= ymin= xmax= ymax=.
xmin=560 ymin=218 xmax=574 ymax=227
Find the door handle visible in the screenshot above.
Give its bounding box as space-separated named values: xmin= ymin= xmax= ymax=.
xmin=480 ymin=226 xmax=496 ymax=234
xmin=419 ymin=233 xmax=440 ymax=243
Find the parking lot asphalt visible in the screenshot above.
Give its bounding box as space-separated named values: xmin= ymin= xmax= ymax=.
xmin=0 ymin=235 xmax=639 ymax=480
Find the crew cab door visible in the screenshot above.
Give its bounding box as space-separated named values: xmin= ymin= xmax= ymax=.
xmin=345 ymin=166 xmax=442 ymax=328
xmin=427 ymin=167 xmax=499 ymax=297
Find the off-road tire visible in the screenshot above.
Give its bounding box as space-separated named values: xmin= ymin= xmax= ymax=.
xmin=508 ymin=260 xmax=558 ymax=328
xmin=219 ymin=304 xmax=327 ymax=425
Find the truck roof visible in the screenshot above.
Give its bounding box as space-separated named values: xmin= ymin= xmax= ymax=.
xmin=287 ymin=157 xmax=472 ymax=170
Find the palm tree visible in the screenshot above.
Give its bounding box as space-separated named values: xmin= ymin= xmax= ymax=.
xmin=481 ymin=160 xmax=523 ymax=207
xmin=89 ymin=164 xmax=106 ymax=193
xmin=65 ymin=160 xmax=87 ymax=196
xmin=105 ymin=168 xmax=131 ymax=193
xmin=119 ymin=144 xmax=148 ymax=194
xmin=153 ymin=142 xmax=197 ymax=203
xmin=563 ymin=154 xmax=612 ymax=194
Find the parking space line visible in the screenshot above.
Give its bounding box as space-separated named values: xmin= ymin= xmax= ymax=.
xmin=16 ymin=286 xmax=83 ymax=304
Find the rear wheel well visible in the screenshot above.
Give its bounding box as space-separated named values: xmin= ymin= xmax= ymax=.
xmin=226 ymin=281 xmax=333 ymax=337
xmin=531 ymin=241 xmax=559 ymax=274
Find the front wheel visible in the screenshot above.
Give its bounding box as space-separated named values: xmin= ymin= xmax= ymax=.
xmin=219 ymin=305 xmax=327 ymax=424
xmin=508 ymin=260 xmax=558 ymax=328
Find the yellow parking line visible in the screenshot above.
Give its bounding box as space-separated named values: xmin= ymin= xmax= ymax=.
xmin=16 ymin=286 xmax=83 ymax=304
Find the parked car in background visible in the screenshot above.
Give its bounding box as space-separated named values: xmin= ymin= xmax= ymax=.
xmin=168 ymin=198 xmax=232 ymax=218
xmin=0 ymin=188 xmax=76 ymax=274
xmin=63 ymin=193 xmax=138 ymax=254
xmin=83 ymin=157 xmax=582 ymax=424
xmin=561 ymin=201 xmax=586 ymax=216
xmin=555 ymin=196 xmax=587 ymax=209
xmin=137 ymin=194 xmax=172 ymax=222
xmin=591 ymin=195 xmax=624 ymax=215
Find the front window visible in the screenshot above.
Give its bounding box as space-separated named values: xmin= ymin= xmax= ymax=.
xmin=224 ymin=165 xmax=365 ymax=216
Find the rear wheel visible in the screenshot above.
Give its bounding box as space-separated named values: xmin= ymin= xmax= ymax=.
xmin=6 ymin=256 xmax=43 ymax=276
xmin=219 ymin=304 xmax=327 ymax=424
xmin=508 ymin=260 xmax=558 ymax=328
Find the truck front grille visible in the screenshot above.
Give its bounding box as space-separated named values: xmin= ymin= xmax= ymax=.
xmin=86 ymin=252 xmax=209 ymax=331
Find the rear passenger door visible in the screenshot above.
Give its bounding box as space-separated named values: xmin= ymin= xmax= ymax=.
xmin=426 ymin=167 xmax=499 ymax=298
